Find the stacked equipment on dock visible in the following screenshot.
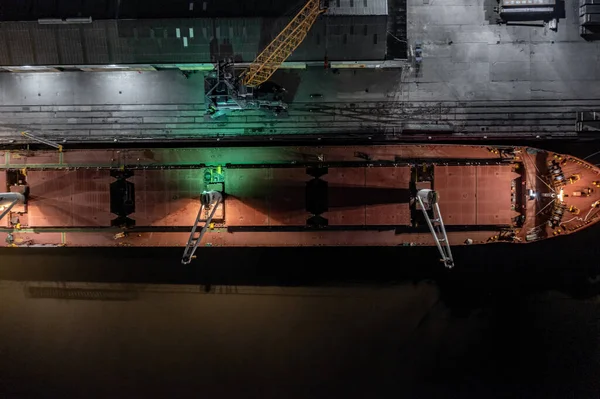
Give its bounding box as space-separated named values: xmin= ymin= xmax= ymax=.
xmin=580 ymin=0 xmax=600 ymax=40
xmin=498 ymin=0 xmax=556 ymax=18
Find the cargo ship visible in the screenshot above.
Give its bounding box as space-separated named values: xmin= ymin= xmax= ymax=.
xmin=1 ymin=144 xmax=599 ymax=264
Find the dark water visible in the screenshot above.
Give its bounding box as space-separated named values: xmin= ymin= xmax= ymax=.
xmin=1 ymin=239 xmax=599 ymax=398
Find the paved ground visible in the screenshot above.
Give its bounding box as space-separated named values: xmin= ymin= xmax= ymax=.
xmin=407 ymin=0 xmax=600 ymax=101
xmin=0 ymin=0 xmax=598 ymax=144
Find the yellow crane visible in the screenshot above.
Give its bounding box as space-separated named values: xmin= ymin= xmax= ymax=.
xmin=242 ymin=0 xmax=327 ymax=87
xmin=204 ymin=0 xmax=326 ymax=118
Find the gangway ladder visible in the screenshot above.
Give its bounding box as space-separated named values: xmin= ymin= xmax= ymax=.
xmin=0 ymin=192 xmax=25 ymax=221
xmin=415 ymin=189 xmax=454 ymax=268
xmin=181 ymin=190 xmax=223 ymax=265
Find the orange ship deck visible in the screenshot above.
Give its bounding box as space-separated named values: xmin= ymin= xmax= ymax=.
xmin=1 ymin=144 xmax=599 ymax=249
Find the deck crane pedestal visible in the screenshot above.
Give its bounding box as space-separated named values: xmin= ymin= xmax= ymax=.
xmin=415 ymin=189 xmax=455 ymax=268
xmin=204 ymin=0 xmax=327 ymax=119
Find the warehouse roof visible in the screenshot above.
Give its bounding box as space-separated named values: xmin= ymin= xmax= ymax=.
xmin=0 ymin=16 xmax=388 ymax=66
xmin=0 ymin=0 xmax=388 ymax=21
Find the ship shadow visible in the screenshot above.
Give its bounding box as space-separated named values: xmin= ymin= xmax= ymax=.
xmin=229 ymin=180 xmax=411 ymax=224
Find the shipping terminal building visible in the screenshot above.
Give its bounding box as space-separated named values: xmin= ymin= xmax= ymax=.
xmin=0 ymin=1 xmax=598 ymax=142
xmin=1 ymin=0 xmax=600 ymax=264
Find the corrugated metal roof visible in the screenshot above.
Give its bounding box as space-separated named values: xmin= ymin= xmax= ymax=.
xmin=294 ymin=16 xmax=388 ymax=61
xmin=0 ymin=16 xmax=388 ymax=66
xmin=32 ymin=26 xmax=61 ymax=64
xmin=326 ymin=0 xmax=388 ymax=16
xmin=386 ymin=0 xmax=406 ymax=59
xmin=0 ymin=0 xmax=385 ymax=21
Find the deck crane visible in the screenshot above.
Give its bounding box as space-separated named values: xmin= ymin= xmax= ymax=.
xmin=0 ymin=192 xmax=25 ymax=246
xmin=182 ymin=190 xmax=223 ymax=265
xmin=21 ymin=131 xmax=63 ymax=152
xmin=415 ymin=189 xmax=454 ymax=268
xmin=204 ymin=0 xmax=327 ymax=119
xmin=0 ymin=193 xmax=25 ymax=222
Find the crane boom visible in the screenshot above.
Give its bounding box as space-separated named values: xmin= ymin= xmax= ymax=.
xmin=242 ymin=0 xmax=325 ymax=87
xmin=415 ymin=189 xmax=454 ymax=268
xmin=0 ymin=192 xmax=25 ymax=222
xmin=181 ymin=191 xmax=223 ymax=265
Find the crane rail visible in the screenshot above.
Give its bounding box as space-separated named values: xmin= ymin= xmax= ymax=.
xmin=0 ymin=99 xmax=597 ymax=142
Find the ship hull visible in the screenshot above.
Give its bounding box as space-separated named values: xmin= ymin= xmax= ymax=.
xmin=1 ymin=144 xmax=599 ymax=249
